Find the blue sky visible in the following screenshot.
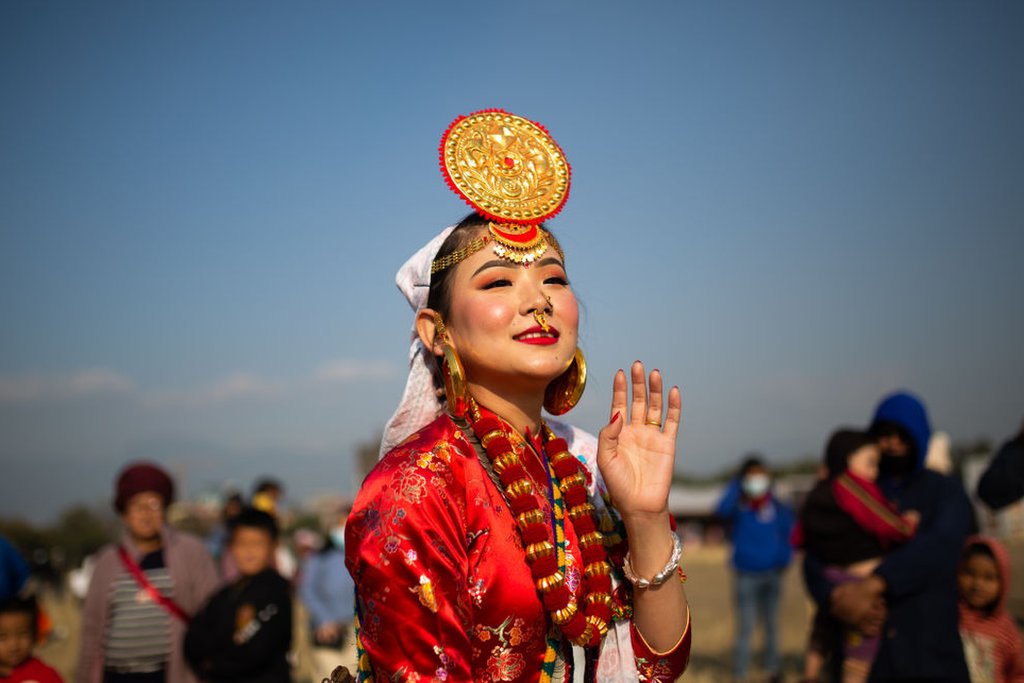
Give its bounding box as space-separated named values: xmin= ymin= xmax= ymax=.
xmin=2 ymin=1 xmax=1022 ymax=522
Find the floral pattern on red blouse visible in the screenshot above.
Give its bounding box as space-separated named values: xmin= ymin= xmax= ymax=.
xmin=345 ymin=414 xmax=690 ymax=682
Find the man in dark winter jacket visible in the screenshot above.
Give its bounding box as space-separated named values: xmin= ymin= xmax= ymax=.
xmin=805 ymin=391 xmax=972 ymax=683
xmin=976 ymin=421 xmax=1024 ymax=510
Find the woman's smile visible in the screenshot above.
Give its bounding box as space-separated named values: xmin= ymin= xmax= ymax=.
xmin=514 ymin=325 xmax=560 ymax=345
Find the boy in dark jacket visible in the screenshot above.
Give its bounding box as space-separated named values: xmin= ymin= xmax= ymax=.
xmin=184 ymin=508 xmax=292 ymax=683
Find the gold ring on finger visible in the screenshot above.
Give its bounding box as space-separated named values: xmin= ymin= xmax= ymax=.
xmin=645 ymin=419 xmax=662 ymax=427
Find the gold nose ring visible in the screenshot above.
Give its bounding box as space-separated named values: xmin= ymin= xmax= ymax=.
xmin=533 ymin=309 xmax=550 ymax=332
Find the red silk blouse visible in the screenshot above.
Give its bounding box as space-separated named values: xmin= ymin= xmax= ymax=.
xmin=345 ymin=414 xmax=690 ymax=682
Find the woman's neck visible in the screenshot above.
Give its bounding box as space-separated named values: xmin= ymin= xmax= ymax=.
xmin=130 ymin=533 xmax=163 ymax=554
xmin=468 ymin=382 xmax=544 ymax=436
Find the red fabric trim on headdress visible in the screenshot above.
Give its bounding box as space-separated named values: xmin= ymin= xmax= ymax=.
xmin=491 ymin=223 xmax=540 ymax=244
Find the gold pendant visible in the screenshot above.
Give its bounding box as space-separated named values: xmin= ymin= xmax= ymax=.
xmin=488 ymin=222 xmax=551 ymax=265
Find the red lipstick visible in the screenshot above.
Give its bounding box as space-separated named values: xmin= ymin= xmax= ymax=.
xmin=514 ymin=325 xmax=560 ymax=345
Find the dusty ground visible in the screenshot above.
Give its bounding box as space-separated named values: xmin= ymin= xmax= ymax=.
xmin=33 ymin=540 xmax=1024 ymax=682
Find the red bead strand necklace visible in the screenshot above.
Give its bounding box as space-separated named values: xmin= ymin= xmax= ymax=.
xmin=467 ymin=400 xmax=627 ymax=647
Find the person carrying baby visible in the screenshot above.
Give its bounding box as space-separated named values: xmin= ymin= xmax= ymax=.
xmin=795 ymin=428 xmax=919 ymax=683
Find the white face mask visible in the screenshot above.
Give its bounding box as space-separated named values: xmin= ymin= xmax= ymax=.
xmin=742 ymin=474 xmax=770 ymax=498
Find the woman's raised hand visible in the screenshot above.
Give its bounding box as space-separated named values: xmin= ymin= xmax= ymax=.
xmin=596 ymin=361 xmax=681 ymax=519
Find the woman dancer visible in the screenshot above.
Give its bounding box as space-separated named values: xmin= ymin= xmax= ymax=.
xmin=345 ymin=110 xmax=691 ymax=682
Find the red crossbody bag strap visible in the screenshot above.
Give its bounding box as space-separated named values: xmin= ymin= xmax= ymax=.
xmin=117 ymin=545 xmax=190 ymax=623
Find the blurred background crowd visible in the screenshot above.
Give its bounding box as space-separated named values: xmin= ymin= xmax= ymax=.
xmin=3 ymin=392 xmax=1022 ymax=682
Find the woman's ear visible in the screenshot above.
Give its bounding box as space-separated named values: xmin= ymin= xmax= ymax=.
xmin=416 ymin=308 xmax=443 ymax=355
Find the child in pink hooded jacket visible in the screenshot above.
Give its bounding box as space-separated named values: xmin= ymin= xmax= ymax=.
xmin=958 ymin=535 xmax=1024 ymax=683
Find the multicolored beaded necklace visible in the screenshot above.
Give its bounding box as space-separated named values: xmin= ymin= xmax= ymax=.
xmin=466 ymin=400 xmax=630 ymax=660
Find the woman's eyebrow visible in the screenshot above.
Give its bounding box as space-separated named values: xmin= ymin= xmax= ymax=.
xmin=471 ymin=260 xmax=515 ymax=277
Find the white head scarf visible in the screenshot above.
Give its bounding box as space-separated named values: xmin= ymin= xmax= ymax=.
xmin=378 ymin=226 xmax=456 ymax=457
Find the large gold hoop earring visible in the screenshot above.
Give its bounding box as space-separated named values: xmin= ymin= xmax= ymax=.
xmin=544 ymin=348 xmax=587 ymax=415
xmin=440 ymin=343 xmax=469 ymax=418
xmin=434 ymin=313 xmax=470 ymax=418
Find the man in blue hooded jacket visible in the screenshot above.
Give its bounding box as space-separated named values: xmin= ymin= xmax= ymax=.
xmin=804 ymin=391 xmax=972 ymax=682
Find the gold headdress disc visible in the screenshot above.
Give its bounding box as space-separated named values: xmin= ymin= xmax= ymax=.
xmin=439 ymin=110 xmax=571 ymax=225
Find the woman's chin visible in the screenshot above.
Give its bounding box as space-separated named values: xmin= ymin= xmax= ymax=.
xmin=471 ymin=368 xmax=562 ymax=397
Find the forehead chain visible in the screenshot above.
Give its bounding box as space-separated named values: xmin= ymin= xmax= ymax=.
xmin=430 ymin=224 xmax=565 ymax=275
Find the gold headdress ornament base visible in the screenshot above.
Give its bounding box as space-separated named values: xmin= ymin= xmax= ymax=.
xmin=432 ymin=110 xmax=571 ymax=275
xmin=488 ymin=222 xmax=560 ymax=265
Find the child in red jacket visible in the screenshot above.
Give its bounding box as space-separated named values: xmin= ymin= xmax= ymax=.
xmin=0 ymin=597 xmax=63 ymax=683
xmin=958 ymin=536 xmax=1024 ymax=683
